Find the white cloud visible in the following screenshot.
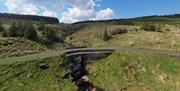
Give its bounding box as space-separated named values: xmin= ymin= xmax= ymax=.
xmin=60 ymin=7 xmax=94 ymax=23
xmin=93 ymin=8 xmax=115 ymax=20
xmin=5 ymin=0 xmax=39 ymax=15
xmin=42 ymin=10 xmax=57 ymax=17
xmin=4 ymin=0 xmax=116 ymax=23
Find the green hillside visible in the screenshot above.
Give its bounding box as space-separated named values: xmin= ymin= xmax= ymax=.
xmin=0 ymin=55 xmax=74 ymax=91
xmin=65 ymin=24 xmax=180 ymax=51
xmin=0 ymin=52 xmax=179 ymax=91
xmin=88 ymin=52 xmax=180 ymax=91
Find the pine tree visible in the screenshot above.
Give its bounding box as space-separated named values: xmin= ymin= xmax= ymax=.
xmin=7 ymin=22 xmax=18 ymax=37
xmin=0 ymin=21 xmax=5 ymax=32
xmin=37 ymin=20 xmax=46 ymax=31
xmin=24 ymin=23 xmax=38 ymax=41
xmin=17 ymin=22 xmax=25 ymax=37
xmin=42 ymin=27 xmax=55 ymax=44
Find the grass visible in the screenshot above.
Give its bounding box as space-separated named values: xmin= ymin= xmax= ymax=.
xmin=0 ymin=51 xmax=179 ymax=91
xmin=133 ymin=17 xmax=180 ymax=25
xmin=0 ymin=37 xmax=47 ymax=59
xmin=0 ymin=55 xmax=74 ymax=91
xmin=65 ymin=24 xmax=180 ymax=51
xmin=87 ymin=52 xmax=180 ymax=91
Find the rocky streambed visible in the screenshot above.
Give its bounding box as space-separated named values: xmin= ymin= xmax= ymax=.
xmin=69 ymin=56 xmax=105 ymax=91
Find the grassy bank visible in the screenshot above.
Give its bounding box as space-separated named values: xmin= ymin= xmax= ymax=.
xmin=0 ymin=55 xmax=74 ymax=91
xmin=87 ymin=52 xmax=180 ymax=91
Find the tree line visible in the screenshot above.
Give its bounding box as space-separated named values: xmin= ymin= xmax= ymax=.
xmin=0 ymin=13 xmax=59 ymax=24
xmin=0 ymin=20 xmax=59 ymax=45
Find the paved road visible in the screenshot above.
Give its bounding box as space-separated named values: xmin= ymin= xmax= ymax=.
xmin=0 ymin=47 xmax=180 ymax=63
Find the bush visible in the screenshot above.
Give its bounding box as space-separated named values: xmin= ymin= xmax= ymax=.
xmin=111 ymin=28 xmax=128 ymax=35
xmin=165 ymin=28 xmax=170 ymax=31
xmin=7 ymin=22 xmax=18 ymax=37
xmin=156 ymin=26 xmax=163 ymax=32
xmin=37 ymin=20 xmax=46 ymax=31
xmin=16 ymin=22 xmax=25 ymax=37
xmin=42 ymin=27 xmax=56 ymax=44
xmin=141 ymin=23 xmax=156 ymax=32
xmin=23 ymin=23 xmax=38 ymax=41
xmin=0 ymin=21 xmax=5 ymax=32
xmin=141 ymin=23 xmax=163 ymax=32
xmin=1 ymin=30 xmax=7 ymax=37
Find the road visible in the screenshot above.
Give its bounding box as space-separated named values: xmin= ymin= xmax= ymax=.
xmin=0 ymin=47 xmax=180 ymax=63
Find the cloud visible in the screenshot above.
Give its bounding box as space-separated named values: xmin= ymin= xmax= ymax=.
xmin=42 ymin=10 xmax=57 ymax=17
xmin=5 ymin=0 xmax=39 ymax=15
xmin=60 ymin=0 xmax=96 ymax=23
xmin=60 ymin=7 xmax=94 ymax=23
xmin=4 ymin=0 xmax=116 ymax=23
xmin=93 ymin=8 xmax=115 ymax=20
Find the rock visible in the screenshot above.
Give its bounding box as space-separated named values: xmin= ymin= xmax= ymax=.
xmin=138 ymin=57 xmax=142 ymax=61
xmin=129 ymin=41 xmax=135 ymax=47
xmin=81 ymin=75 xmax=89 ymax=81
xmin=158 ymin=73 xmax=168 ymax=84
xmin=156 ymin=64 xmax=160 ymax=68
xmin=142 ymin=67 xmax=147 ymax=72
xmin=39 ymin=63 xmax=49 ymax=69
xmin=152 ymin=70 xmax=156 ymax=74
xmin=137 ymin=63 xmax=147 ymax=72
xmin=176 ymin=81 xmax=179 ymax=86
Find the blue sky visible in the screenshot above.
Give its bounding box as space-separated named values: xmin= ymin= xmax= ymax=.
xmin=0 ymin=0 xmax=180 ymax=23
xmin=99 ymin=0 xmax=180 ymax=18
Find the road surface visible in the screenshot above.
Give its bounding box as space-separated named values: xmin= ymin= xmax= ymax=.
xmin=0 ymin=47 xmax=180 ymax=63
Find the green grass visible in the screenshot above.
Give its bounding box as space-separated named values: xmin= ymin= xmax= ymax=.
xmin=0 ymin=51 xmax=179 ymax=91
xmin=87 ymin=52 xmax=180 ymax=91
xmin=133 ymin=17 xmax=180 ymax=25
xmin=0 ymin=55 xmax=74 ymax=91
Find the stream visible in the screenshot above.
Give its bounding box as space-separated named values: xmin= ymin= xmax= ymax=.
xmin=70 ymin=56 xmax=105 ymax=91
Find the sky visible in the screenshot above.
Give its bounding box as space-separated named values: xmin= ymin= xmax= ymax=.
xmin=0 ymin=0 xmax=180 ymax=23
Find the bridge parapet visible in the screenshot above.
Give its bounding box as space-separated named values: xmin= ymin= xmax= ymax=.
xmin=65 ymin=48 xmax=115 ymax=57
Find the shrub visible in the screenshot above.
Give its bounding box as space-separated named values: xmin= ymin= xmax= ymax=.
xmin=16 ymin=22 xmax=25 ymax=37
xmin=156 ymin=26 xmax=163 ymax=32
xmin=42 ymin=27 xmax=56 ymax=44
xmin=37 ymin=20 xmax=46 ymax=31
xmin=7 ymin=22 xmax=18 ymax=37
xmin=111 ymin=28 xmax=128 ymax=35
xmin=165 ymin=28 xmax=170 ymax=31
xmin=1 ymin=30 xmax=7 ymax=37
xmin=141 ymin=23 xmax=156 ymax=32
xmin=23 ymin=23 xmax=38 ymax=41
xmin=141 ymin=23 xmax=163 ymax=32
xmin=0 ymin=21 xmax=5 ymax=32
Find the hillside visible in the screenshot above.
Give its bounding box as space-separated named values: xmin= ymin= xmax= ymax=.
xmin=0 ymin=52 xmax=179 ymax=91
xmin=0 ymin=55 xmax=74 ymax=91
xmin=65 ymin=24 xmax=180 ymax=51
xmin=0 ymin=13 xmax=59 ymax=24
xmin=88 ymin=52 xmax=180 ymax=91
xmin=0 ymin=37 xmax=47 ymax=59
xmin=73 ymin=14 xmax=180 ymax=25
